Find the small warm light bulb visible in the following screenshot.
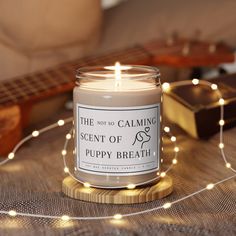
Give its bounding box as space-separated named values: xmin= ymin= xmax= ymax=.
xmin=8 ymin=210 xmax=17 ymax=216
xmin=8 ymin=152 xmax=15 ymax=160
xmin=226 ymin=163 xmax=231 ymax=168
xmin=64 ymin=167 xmax=69 ymax=173
xmin=58 ymin=120 xmax=65 ymax=126
xmin=32 ymin=130 xmax=39 ymax=137
xmin=61 ymin=150 xmax=67 ymax=155
xmin=127 ymin=184 xmax=136 ymax=189
xmin=66 ymin=134 xmax=72 ymax=140
xmin=219 ymin=143 xmax=224 ymax=149
xmin=174 ymin=147 xmax=179 ymax=152
xmin=192 ymin=78 xmax=199 ymax=85
xmin=162 ymin=82 xmax=170 ymax=92
xmin=83 ymin=182 xmax=91 ymax=188
xmin=219 ymin=98 xmax=225 ymax=105
xmin=164 ymin=126 xmax=170 ymax=133
xmin=171 ymin=136 xmax=176 ymax=142
xmin=219 ymin=120 xmax=225 ymax=126
xmin=113 ymin=214 xmax=122 ymax=220
xmin=160 ymin=172 xmax=166 ymax=178
xmin=172 ymin=159 xmax=177 ymax=164
xmin=211 ymin=84 xmax=218 ymax=90
xmin=156 ymin=172 xmax=160 ymax=176
xmin=163 ymin=202 xmax=172 ymax=209
xmin=206 ymin=183 xmax=214 ymax=190
xmin=61 ymin=215 xmax=70 ymax=221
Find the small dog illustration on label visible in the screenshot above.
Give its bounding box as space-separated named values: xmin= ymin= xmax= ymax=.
xmin=132 ymin=127 xmax=151 ymax=149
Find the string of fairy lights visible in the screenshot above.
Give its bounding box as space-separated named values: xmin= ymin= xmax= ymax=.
xmin=0 ymin=79 xmax=235 ymax=222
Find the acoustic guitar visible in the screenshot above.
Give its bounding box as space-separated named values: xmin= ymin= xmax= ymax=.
xmin=0 ymin=38 xmax=234 ymax=156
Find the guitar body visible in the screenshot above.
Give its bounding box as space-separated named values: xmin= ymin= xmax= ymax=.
xmin=0 ymin=105 xmax=22 ymax=156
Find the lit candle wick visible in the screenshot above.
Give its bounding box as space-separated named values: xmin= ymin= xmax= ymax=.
xmin=115 ymin=62 xmax=121 ymax=89
xmin=115 ymin=62 xmax=121 ymax=81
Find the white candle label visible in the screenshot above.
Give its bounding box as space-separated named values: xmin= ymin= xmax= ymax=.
xmin=76 ymin=104 xmax=160 ymax=176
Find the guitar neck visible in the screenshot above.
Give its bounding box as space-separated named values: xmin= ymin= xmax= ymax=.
xmin=0 ymin=45 xmax=150 ymax=107
xmin=0 ymin=38 xmax=234 ymax=107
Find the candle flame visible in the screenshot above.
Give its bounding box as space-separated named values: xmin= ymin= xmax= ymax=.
xmin=115 ymin=62 xmax=121 ymax=81
xmin=104 ymin=62 xmax=132 ymax=89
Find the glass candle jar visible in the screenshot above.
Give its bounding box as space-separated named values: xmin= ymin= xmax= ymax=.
xmin=73 ymin=64 xmax=162 ymax=188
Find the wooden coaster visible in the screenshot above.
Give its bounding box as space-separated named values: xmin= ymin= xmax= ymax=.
xmin=62 ymin=176 xmax=173 ymax=204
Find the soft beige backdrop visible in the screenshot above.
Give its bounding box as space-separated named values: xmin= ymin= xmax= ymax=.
xmin=0 ymin=0 xmax=102 ymax=81
xmin=1 ymin=0 xmax=236 ymax=81
xmin=99 ymin=0 xmax=236 ymax=52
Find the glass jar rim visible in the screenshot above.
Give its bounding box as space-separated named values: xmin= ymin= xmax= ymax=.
xmin=76 ymin=65 xmax=160 ymax=80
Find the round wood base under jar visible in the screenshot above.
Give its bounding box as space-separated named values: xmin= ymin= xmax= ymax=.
xmin=62 ymin=175 xmax=173 ymax=204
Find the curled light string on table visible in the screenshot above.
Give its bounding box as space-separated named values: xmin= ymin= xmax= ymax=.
xmin=0 ymin=79 xmax=235 ymax=221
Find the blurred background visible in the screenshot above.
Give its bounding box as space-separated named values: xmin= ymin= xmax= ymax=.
xmin=1 ymin=0 xmax=236 ymax=81
xmin=1 ymin=0 xmax=236 ymax=153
